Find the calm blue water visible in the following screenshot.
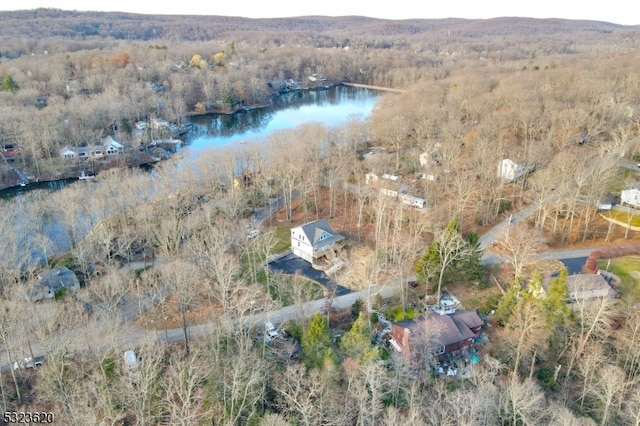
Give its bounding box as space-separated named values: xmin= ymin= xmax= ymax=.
xmin=187 ymin=86 xmax=379 ymax=151
xmin=0 ymin=86 xmax=380 ymax=268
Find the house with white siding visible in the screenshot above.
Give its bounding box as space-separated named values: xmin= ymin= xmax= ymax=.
xmin=497 ymin=158 xmax=526 ymax=181
xmin=101 ymin=135 xmax=124 ymax=156
xmin=621 ymin=188 xmax=640 ymax=209
xmin=291 ymin=219 xmax=345 ymax=265
xmin=60 ymin=146 xmax=78 ymax=160
xmin=60 ymin=135 xmax=123 ymax=161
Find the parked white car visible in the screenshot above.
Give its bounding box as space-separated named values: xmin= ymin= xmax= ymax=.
xmin=12 ymin=357 xmax=42 ymax=370
xmin=265 ymin=322 xmax=280 ymax=339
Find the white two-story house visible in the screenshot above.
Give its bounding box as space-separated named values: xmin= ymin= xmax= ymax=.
xmin=291 ymin=219 xmax=345 ymax=265
xmin=497 ymin=158 xmax=526 ymax=181
xmin=101 ymin=135 xmax=124 ymax=156
xmin=621 ymin=187 xmax=640 ymax=209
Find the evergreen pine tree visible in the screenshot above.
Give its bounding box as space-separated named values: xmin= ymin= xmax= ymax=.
xmin=301 ymin=313 xmax=333 ymax=369
xmin=340 ymin=312 xmax=379 ymax=362
xmin=1 ymin=75 xmax=19 ymax=92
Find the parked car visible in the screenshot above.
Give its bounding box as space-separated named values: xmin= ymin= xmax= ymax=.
xmin=265 ymin=321 xmax=280 ymax=339
xmin=12 ymin=357 xmax=42 ymax=370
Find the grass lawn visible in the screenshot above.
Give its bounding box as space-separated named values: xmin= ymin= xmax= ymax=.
xmin=603 ymin=210 xmax=640 ymax=228
xmin=272 ymin=226 xmax=292 ymax=254
xmin=254 ymin=266 xmax=324 ymax=306
xmin=608 ymin=168 xmax=634 ymax=193
xmin=598 ymin=256 xmax=640 ymax=304
xmin=240 ymin=226 xmax=290 ymax=266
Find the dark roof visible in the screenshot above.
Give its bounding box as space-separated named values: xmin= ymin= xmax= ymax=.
xmin=28 ymin=267 xmax=80 ymax=302
xmin=395 ymin=310 xmax=482 ymax=348
xmin=450 ymin=310 xmax=483 ymax=330
xmin=37 ymin=267 xmax=80 ymax=292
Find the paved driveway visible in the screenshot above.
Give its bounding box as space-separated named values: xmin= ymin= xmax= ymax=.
xmin=268 ymin=253 xmax=352 ymax=297
xmin=559 ymin=257 xmax=588 ymax=275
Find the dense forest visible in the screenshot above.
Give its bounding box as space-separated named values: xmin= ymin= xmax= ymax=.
xmin=1 ymin=9 xmax=640 ymax=425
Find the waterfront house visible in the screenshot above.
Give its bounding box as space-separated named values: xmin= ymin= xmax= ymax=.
xmin=60 ymin=146 xmax=78 ymax=160
xmin=101 ymin=136 xmax=124 ymax=156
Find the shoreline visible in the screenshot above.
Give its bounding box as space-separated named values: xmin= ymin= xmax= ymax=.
xmin=1 ymin=82 xmax=386 ymax=193
xmin=185 ymin=81 xmax=343 ymax=118
xmin=0 ymin=156 xmax=162 ymax=195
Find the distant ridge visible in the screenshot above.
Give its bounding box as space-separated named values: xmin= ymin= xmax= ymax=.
xmin=0 ymin=9 xmax=633 ymax=42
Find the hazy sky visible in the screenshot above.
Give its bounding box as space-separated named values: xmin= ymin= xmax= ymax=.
xmin=4 ymin=0 xmax=638 ymax=26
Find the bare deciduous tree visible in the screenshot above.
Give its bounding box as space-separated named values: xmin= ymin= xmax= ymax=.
xmin=504 ymin=300 xmax=548 ymax=379
xmin=564 ymin=294 xmax=613 ymax=382
xmin=162 ymin=348 xmax=212 ymax=425
xmin=496 ymin=223 xmax=545 ymax=280
xmin=159 ymin=259 xmax=201 ymax=354
xmin=498 ymin=378 xmax=549 ymax=426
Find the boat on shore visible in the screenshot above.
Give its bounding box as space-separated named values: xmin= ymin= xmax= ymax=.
xmin=78 ymin=170 xmax=95 ymax=180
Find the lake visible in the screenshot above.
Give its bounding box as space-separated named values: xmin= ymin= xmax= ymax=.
xmin=0 ymin=86 xmax=381 ymax=266
xmin=0 ymin=86 xmax=380 ymax=200
xmin=187 ymin=85 xmax=380 ymax=152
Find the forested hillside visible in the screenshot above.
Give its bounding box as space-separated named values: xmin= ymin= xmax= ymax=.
xmin=1 ymin=9 xmax=640 ymax=425
xmin=0 ymin=9 xmax=629 ymax=42
xmin=1 ymin=10 xmax=638 ymax=189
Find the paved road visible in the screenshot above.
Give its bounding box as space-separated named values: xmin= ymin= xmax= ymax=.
xmin=617 ymin=159 xmax=640 ymax=172
xmin=0 ymin=281 xmax=398 ymax=373
xmin=479 ymin=204 xmax=538 ymax=264
xmin=0 ymin=240 xmax=626 ymax=373
xmin=4 ymin=160 xmax=638 ymax=371
xmin=482 ymin=245 xmax=605 ymax=267
xmin=156 ymin=282 xmax=399 ymax=345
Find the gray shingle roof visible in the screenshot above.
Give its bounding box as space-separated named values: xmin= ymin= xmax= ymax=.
xmin=299 ymin=219 xmax=344 ymax=248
